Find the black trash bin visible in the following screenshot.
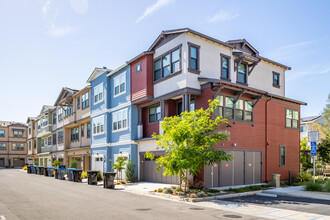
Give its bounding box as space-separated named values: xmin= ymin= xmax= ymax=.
xmin=73 ymin=170 xmax=83 ymax=182
xmin=48 ymin=167 xmax=55 ymax=177
xmin=31 ymin=165 xmax=35 ymax=174
xmin=44 ymin=167 xmax=49 ymax=176
xmin=103 ymin=172 xmax=116 ymax=189
xmin=54 ymin=168 xmax=58 ymax=179
xmin=87 ymin=171 xmax=98 ymax=185
xmin=57 ymin=165 xmax=66 ymax=180
xmin=34 ymin=166 xmax=38 ymax=175
xmin=67 ymin=168 xmax=76 ymax=181
xmin=27 ymin=166 xmax=32 ymax=174
xmin=38 ymin=166 xmax=44 ymax=175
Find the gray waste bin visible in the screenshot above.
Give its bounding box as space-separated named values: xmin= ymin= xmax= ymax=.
xmin=58 ymin=168 xmax=66 ymax=180
xmin=48 ymin=167 xmax=55 ymax=177
xmin=271 ymin=173 xmax=281 ymax=187
xmin=73 ymin=170 xmax=83 ymax=182
xmin=103 ymin=172 xmax=116 ymax=189
xmin=34 ymin=166 xmax=38 ymax=174
xmin=31 ymin=166 xmax=35 ymax=174
xmin=67 ymin=168 xmax=76 ymax=181
xmin=87 ymin=171 xmax=98 ymax=185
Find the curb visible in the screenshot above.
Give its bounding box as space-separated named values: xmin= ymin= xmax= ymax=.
xmin=264 ymin=190 xmax=330 ymax=201
xmin=150 ymin=190 xmax=263 ymax=203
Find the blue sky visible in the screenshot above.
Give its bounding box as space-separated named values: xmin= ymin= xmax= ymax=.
xmin=0 ymin=0 xmax=329 ymax=122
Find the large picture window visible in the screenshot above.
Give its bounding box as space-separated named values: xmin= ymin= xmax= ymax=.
xmin=149 ymin=105 xmax=161 ymax=123
xmin=93 ymin=116 xmax=104 ymax=135
xmin=113 ymin=109 xmax=128 ymax=131
xmin=94 ymin=83 xmax=103 ymax=104
xmin=286 ymin=109 xmax=299 ymax=128
xmin=13 ymin=130 xmax=23 ymax=138
xmin=114 ymin=73 xmax=126 ymax=96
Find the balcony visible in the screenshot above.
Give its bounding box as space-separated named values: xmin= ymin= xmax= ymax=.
xmin=37 ymin=125 xmax=52 ymax=138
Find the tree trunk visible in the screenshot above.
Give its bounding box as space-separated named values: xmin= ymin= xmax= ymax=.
xmin=184 ymin=169 xmax=188 ymax=194
xmin=179 ymin=169 xmax=182 ymax=189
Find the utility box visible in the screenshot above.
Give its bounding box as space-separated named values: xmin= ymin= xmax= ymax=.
xmin=271 ymin=173 xmax=281 ymax=187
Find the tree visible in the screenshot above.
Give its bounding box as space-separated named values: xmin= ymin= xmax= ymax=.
xmin=323 ymin=93 xmax=330 ymax=126
xmin=317 ymin=137 xmax=330 ymax=163
xmin=112 ymin=156 xmax=126 ymax=181
xmin=125 ymin=160 xmax=135 ymax=182
xmin=69 ymin=159 xmax=77 ymax=169
xmin=52 ymin=159 xmax=62 ymax=168
xmin=145 ymin=99 xmax=232 ymax=193
xmin=300 ymin=137 xmax=312 ymax=171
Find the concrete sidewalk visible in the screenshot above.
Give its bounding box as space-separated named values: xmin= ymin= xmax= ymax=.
xmin=264 ymin=186 xmax=330 ymax=201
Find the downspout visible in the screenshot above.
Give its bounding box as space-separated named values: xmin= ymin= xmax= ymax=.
xmin=265 ymin=95 xmax=272 ymax=183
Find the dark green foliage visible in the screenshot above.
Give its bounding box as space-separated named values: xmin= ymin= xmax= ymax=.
xmin=305 ymin=182 xmax=323 ymax=191
xmin=97 ymin=171 xmax=103 ymax=181
xmin=52 ymin=160 xmax=62 ymax=167
xmin=295 ymin=172 xmax=312 ymax=183
xmin=69 ymin=159 xmax=77 ymax=169
xmin=125 ymin=160 xmax=135 ymax=182
xmin=317 ymin=138 xmax=330 ymax=163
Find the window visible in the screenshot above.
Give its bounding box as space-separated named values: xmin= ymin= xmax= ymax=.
xmin=273 ymin=72 xmax=280 ymax=87
xmin=215 ymin=96 xmax=253 ymax=121
xmin=235 ymin=100 xmax=244 ymax=120
xmin=64 ymin=105 xmax=73 ymax=117
xmin=81 ymin=124 xmax=84 ymax=137
xmin=13 ymin=130 xmax=23 ymax=138
xmin=48 ymin=136 xmax=52 ymax=146
xmin=280 ymin=145 xmax=286 ymax=166
xmin=225 ymin=97 xmax=234 ymax=119
xmin=153 ymin=46 xmax=181 ymax=81
xmin=29 ymin=127 xmax=31 ymax=135
xmin=82 ymin=91 xmax=89 ymax=109
xmin=286 ymin=109 xmax=299 ymax=128
xmin=53 ymin=113 xmax=57 ymax=124
xmin=87 ymin=123 xmax=91 ymax=138
xmin=12 ymin=143 xmax=24 ymax=151
xmin=178 ymin=99 xmax=196 ymax=115
xmin=300 ymin=125 xmax=308 ymax=132
xmin=41 ymin=138 xmax=44 ymax=148
xmin=94 ymin=83 xmax=103 ymax=104
xmin=113 ymin=109 xmax=128 ymax=131
xmin=245 ymin=101 xmax=253 ymax=121
xmin=77 ymin=96 xmax=80 ymax=109
xmin=0 ymin=143 xmax=6 ymax=150
xmin=114 ymin=73 xmax=126 ymax=96
xmin=221 ymin=55 xmax=230 ymax=80
xmin=37 ymin=121 xmax=41 ymax=130
xmin=0 ymin=130 xmax=4 ymax=137
xmin=214 ymin=95 xmax=224 ymax=117
xmin=93 ymin=116 xmax=104 ymax=135
xmin=52 ymin=133 xmax=57 ymax=145
xmin=71 ymin=127 xmax=79 ymax=142
xmin=58 ymin=108 xmax=63 ymax=121
xmin=58 ymin=131 xmax=64 ymax=144
xmin=149 ymin=105 xmax=161 ymax=123
xmin=34 ymin=141 xmax=36 ymax=149
xmin=188 ymin=43 xmax=199 ymax=72
xmin=237 ymin=63 xmax=247 ymax=84
xmin=29 ymin=142 xmax=31 ymax=150
xmin=136 ymin=62 xmax=141 ymax=73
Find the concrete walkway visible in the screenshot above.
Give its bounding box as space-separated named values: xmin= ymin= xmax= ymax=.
xmin=116 ymin=182 xmax=178 ymax=194
xmin=264 ymin=186 xmax=330 ymax=201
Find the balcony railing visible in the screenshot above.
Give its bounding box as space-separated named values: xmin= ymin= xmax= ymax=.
xmin=37 ymin=125 xmax=52 ymax=138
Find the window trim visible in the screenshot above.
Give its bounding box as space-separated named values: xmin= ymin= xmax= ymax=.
xmin=280 ymin=145 xmax=286 ymax=167
xmin=136 ymin=62 xmax=142 ymax=73
xmin=112 ymin=108 xmax=129 ymax=132
xmin=153 ymin=44 xmax=182 ymax=84
xmin=285 ymin=108 xmax=299 ymax=129
xmin=236 ymin=62 xmax=248 ymax=85
xmin=113 ymin=72 xmax=126 ymax=97
xmin=188 ymin=42 xmax=201 ymax=74
xmin=94 ymin=83 xmax=104 ymax=105
xmin=272 ymin=71 xmax=280 ymax=88
xmin=92 ymin=115 xmax=105 ymax=136
xmin=148 ymin=104 xmax=161 ymax=124
xmin=220 ymin=54 xmax=231 ymax=81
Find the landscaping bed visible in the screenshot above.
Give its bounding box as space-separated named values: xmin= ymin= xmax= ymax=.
xmin=304 ymin=179 xmax=330 ymax=192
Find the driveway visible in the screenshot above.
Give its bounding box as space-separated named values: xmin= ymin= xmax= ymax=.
xmin=0 ymin=169 xmax=261 ymax=220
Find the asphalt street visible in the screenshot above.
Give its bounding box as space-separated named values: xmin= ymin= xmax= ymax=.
xmin=0 ymin=169 xmax=263 ymax=220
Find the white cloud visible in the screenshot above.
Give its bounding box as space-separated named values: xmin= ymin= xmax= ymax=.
xmin=136 ymin=0 xmax=174 ymax=23
xmin=208 ymin=10 xmax=239 ymax=23
xmin=70 ymin=0 xmax=88 ymax=15
xmin=41 ymin=0 xmax=51 ymax=16
xmin=48 ymin=24 xmax=77 ymax=37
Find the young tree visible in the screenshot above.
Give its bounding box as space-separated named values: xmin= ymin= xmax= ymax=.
xmin=317 ymin=137 xmax=330 ymax=163
xmin=52 ymin=159 xmax=62 ymax=168
xmin=323 ymin=93 xmax=330 ymax=126
xmin=112 ymin=156 xmax=126 ymax=181
xmin=146 ymin=99 xmax=232 ymax=193
xmin=69 ymin=159 xmax=77 ymax=169
xmin=125 ymin=160 xmax=135 ymax=182
xmin=300 ymin=137 xmax=312 ymax=171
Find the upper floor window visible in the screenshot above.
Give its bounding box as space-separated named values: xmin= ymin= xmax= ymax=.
xmin=273 ymin=72 xmax=280 ymax=88
xmin=34 ymin=141 xmax=36 ymax=149
xmin=58 ymin=108 xmax=63 ymax=121
xmin=71 ymin=127 xmax=79 ymax=142
xmin=136 ymin=62 xmax=142 ymax=73
xmin=58 ymin=131 xmax=64 ymax=144
xmin=0 ymin=130 xmax=5 ymax=137
xmin=52 ymin=133 xmax=57 ymax=145
xmin=93 ymin=116 xmax=104 ymax=135
xmin=94 ymin=84 xmax=103 ymax=104
xmin=64 ymin=105 xmax=73 ymax=117
xmin=82 ymin=91 xmax=89 ymax=109
xmin=13 ymin=130 xmax=23 ymax=138
xmin=12 ymin=143 xmax=24 ymax=151
xmin=215 ymin=95 xmax=253 ymax=122
xmin=237 ymin=63 xmax=247 ymax=84
xmin=48 ymin=136 xmax=52 ymax=146
xmin=300 ymin=125 xmax=308 ymax=132
xmin=178 ymin=99 xmax=196 ymax=115
xmin=77 ymin=96 xmax=80 ymax=109
xmin=53 ymin=113 xmax=57 ymax=124
xmin=286 ymin=109 xmax=299 ymax=128
xmin=29 ymin=141 xmax=31 ymax=150
xmin=29 ymin=127 xmax=31 ymax=135
xmin=87 ymin=123 xmax=91 ymax=138
xmin=114 ymin=73 xmax=126 ymax=96
xmin=149 ymin=105 xmax=161 ymax=123
xmin=113 ymin=109 xmax=128 ymax=131
xmin=154 ymin=46 xmax=181 ymax=82
xmin=188 ymin=43 xmax=200 ymax=73
xmin=81 ymin=124 xmax=84 ymax=137
xmin=221 ymin=55 xmax=230 ymax=80
xmin=0 ymin=143 xmax=6 ymax=150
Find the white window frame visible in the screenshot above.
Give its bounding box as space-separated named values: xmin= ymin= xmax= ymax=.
xmin=94 ymin=83 xmax=104 ymax=105
xmin=114 ymin=72 xmax=126 ymax=97
xmin=112 ymin=108 xmax=128 ymax=132
xmin=93 ymin=115 xmax=105 ymax=136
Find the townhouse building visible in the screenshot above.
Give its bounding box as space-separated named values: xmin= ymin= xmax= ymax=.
xmin=0 ymin=121 xmax=27 ymax=167
xmin=128 ymin=28 xmax=306 ymax=187
xmin=26 ymin=117 xmax=37 ymax=165
xmin=87 ymin=65 xmax=138 ymax=178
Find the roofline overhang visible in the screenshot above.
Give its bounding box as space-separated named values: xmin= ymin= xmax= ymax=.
xmin=87 ymin=67 xmax=112 ymax=83
xmin=126 ymin=51 xmax=154 ymax=64
xmin=107 ymin=63 xmax=128 ymax=77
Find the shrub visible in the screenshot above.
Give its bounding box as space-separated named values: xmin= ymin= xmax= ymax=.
xmin=23 ymin=165 xmax=27 ymax=170
xmin=162 ymin=188 xmax=173 ymax=194
xmin=97 ymin=171 xmax=103 ymax=181
xmin=157 ymin=188 xmax=163 ymax=193
xmin=227 ymin=185 xmax=263 ymax=193
xmin=324 ymin=181 xmax=330 ymax=192
xmin=81 ymin=171 xmax=88 ymax=179
xmin=305 ymin=182 xmax=323 ymax=191
xmin=196 ymin=191 xmax=207 ymax=197
xmin=295 ymin=172 xmax=312 ymax=183
xmin=125 ymin=160 xmax=135 ymax=182
xmin=189 ymin=193 xmax=197 ymax=198
xmin=170 ymin=186 xmax=177 ymax=190
xmin=189 ymin=180 xmax=204 ymax=190
xmin=316 ymin=163 xmax=323 ymax=168
xmin=34 ymin=160 xmax=39 ymax=166
xmin=52 ymin=160 xmax=62 ymax=168
xmin=69 ymin=159 xmax=77 ymax=169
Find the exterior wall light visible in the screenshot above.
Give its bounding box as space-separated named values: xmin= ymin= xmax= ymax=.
xmin=232 ymin=143 xmax=237 ymax=147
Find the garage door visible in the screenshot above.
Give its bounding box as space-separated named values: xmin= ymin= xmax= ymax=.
xmin=204 ymin=150 xmax=262 ymax=188
xmin=13 ymin=158 xmax=25 ymax=167
xmin=0 ymin=158 xmax=4 ymax=167
xmin=140 ymin=154 xmax=179 ymax=184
